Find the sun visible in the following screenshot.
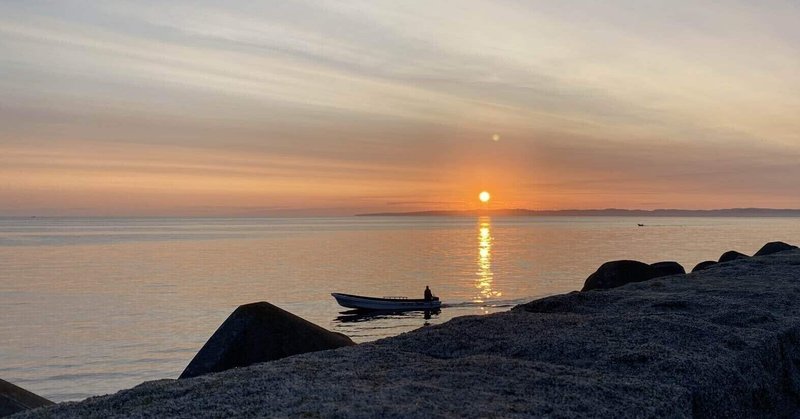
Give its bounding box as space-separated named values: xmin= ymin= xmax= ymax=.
xmin=479 ymin=191 xmax=491 ymax=203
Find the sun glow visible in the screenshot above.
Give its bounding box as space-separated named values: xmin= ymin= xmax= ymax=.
xmin=479 ymin=191 xmax=491 ymax=203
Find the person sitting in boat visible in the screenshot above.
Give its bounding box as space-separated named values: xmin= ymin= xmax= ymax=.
xmin=424 ymin=286 xmax=433 ymax=301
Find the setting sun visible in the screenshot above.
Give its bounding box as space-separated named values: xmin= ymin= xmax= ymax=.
xmin=479 ymin=191 xmax=491 ymax=203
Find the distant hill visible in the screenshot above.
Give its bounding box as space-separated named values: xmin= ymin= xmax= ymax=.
xmin=356 ymin=208 xmax=800 ymax=217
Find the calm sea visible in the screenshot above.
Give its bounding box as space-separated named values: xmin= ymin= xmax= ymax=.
xmin=1 ymin=216 xmax=799 ymax=401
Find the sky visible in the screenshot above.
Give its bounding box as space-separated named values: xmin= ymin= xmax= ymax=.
xmin=2 ymin=0 xmax=800 ymax=216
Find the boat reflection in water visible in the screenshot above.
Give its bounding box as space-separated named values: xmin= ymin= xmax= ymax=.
xmin=333 ymin=308 xmax=441 ymax=341
xmin=335 ymin=309 xmax=441 ymax=323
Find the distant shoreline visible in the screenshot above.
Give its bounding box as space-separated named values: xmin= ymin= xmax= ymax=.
xmin=4 ymin=208 xmax=800 ymax=219
xmin=356 ymin=208 xmax=800 ymax=217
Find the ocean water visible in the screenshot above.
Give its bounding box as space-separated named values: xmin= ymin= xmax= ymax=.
xmin=1 ymin=216 xmax=799 ymax=401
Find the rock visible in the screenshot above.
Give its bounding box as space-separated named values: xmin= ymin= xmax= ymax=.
xmin=0 ymin=378 xmax=53 ymax=417
xmin=719 ymin=251 xmax=749 ymax=263
xmin=650 ymin=261 xmax=685 ymax=276
xmin=754 ymin=241 xmax=798 ymax=257
xmin=582 ymin=260 xmax=662 ymax=291
xmin=692 ymin=261 xmax=717 ymax=272
xmin=179 ymin=302 xmax=355 ymax=379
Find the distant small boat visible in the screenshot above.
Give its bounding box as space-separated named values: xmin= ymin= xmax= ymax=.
xmin=637 ymin=223 xmax=645 ymax=227
xmin=331 ymin=293 xmax=442 ymax=311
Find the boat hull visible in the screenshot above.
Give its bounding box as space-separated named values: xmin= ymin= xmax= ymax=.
xmin=331 ymin=293 xmax=441 ymax=311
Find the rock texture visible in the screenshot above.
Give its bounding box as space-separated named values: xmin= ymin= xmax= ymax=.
xmin=581 ymin=260 xmax=683 ymax=291
xmin=754 ymin=241 xmax=798 ymax=256
xmin=718 ymin=250 xmax=749 ymax=263
xmin=0 ymin=379 xmax=52 ymax=418
xmin=15 ymin=249 xmax=800 ymax=418
xmin=692 ymin=260 xmax=717 ymax=272
xmin=179 ymin=301 xmax=355 ymax=379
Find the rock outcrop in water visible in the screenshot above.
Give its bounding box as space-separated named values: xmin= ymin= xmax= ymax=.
xmin=718 ymin=250 xmax=749 ymax=263
xmin=581 ymin=260 xmax=684 ymax=291
xmin=581 ymin=260 xmax=658 ymax=291
xmin=0 ymin=379 xmax=52 ymax=417
xmin=15 ymin=244 xmax=800 ymax=418
xmin=649 ymin=261 xmax=685 ymax=276
xmin=692 ymin=260 xmax=717 ymax=272
xmin=179 ymin=301 xmax=355 ymax=379
xmin=754 ymin=241 xmax=798 ymax=256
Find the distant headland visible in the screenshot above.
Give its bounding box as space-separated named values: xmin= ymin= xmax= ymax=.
xmin=356 ymin=208 xmax=800 ymax=217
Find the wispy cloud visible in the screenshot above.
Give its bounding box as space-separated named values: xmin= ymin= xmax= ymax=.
xmin=1 ymin=1 xmax=799 ymax=214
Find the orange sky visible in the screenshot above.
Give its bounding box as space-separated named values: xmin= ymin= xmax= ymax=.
xmin=2 ymin=1 xmax=800 ymax=216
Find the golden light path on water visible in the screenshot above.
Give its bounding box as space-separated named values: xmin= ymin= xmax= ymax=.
xmin=475 ymin=216 xmax=502 ymax=304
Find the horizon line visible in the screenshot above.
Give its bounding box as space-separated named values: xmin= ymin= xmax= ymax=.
xmin=5 ymin=207 xmax=800 ymax=219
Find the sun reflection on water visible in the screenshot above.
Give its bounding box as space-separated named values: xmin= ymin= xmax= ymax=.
xmin=475 ymin=216 xmax=501 ymax=302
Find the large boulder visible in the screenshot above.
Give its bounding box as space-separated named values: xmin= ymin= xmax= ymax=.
xmin=0 ymin=378 xmax=53 ymax=417
xmin=754 ymin=241 xmax=797 ymax=257
xmin=582 ymin=260 xmax=663 ymax=291
xmin=719 ymin=251 xmax=748 ymax=263
xmin=692 ymin=261 xmax=717 ymax=272
xmin=649 ymin=261 xmax=685 ymax=276
xmin=180 ymin=302 xmax=355 ymax=379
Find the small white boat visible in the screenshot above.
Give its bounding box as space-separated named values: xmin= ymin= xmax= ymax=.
xmin=331 ymin=293 xmax=441 ymax=311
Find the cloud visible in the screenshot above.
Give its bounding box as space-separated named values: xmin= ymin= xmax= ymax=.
xmin=1 ymin=1 xmax=800 ymax=214
xmin=386 ymin=201 xmax=463 ymax=206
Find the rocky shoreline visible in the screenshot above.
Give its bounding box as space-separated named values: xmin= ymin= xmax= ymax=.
xmin=10 ymin=245 xmax=800 ymax=418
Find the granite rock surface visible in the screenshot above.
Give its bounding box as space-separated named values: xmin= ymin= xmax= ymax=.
xmin=180 ymin=301 xmax=355 ymax=379
xmin=0 ymin=379 xmax=52 ymax=418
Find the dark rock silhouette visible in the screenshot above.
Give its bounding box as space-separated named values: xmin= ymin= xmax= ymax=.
xmin=692 ymin=261 xmax=717 ymax=272
xmin=649 ymin=261 xmax=685 ymax=276
xmin=719 ymin=251 xmax=749 ymax=263
xmin=0 ymin=378 xmax=53 ymax=417
xmin=180 ymin=302 xmax=355 ymax=379
xmin=582 ymin=260 xmax=663 ymax=291
xmin=754 ymin=241 xmax=798 ymax=257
